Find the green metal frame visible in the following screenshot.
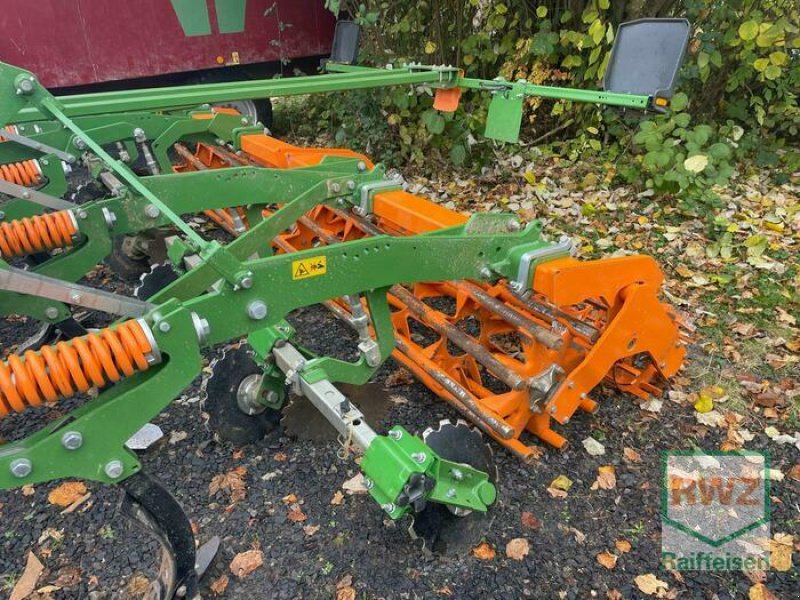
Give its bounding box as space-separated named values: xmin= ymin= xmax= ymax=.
xmin=0 ymin=57 xmax=660 ymax=518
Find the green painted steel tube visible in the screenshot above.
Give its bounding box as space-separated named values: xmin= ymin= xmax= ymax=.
xmin=325 ymin=63 xmax=652 ymax=109
xmin=10 ymin=69 xmax=449 ymax=123
xmin=458 ymin=77 xmax=651 ymax=109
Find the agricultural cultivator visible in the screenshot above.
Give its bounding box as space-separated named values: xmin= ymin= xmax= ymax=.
xmin=0 ymin=18 xmax=691 ymax=598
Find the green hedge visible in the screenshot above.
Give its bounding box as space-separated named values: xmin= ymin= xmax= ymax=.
xmin=311 ymin=1 xmax=798 ymax=209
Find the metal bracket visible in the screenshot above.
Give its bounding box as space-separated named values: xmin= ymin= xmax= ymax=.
xmin=528 ymin=363 xmax=565 ymax=413
xmin=272 ymin=342 xmax=377 ymax=450
xmin=514 ymin=236 xmax=576 ymax=290
xmin=353 ymin=178 xmax=403 ymax=216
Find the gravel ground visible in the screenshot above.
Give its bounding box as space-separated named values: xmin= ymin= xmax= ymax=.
xmin=0 ymin=269 xmax=797 ymax=599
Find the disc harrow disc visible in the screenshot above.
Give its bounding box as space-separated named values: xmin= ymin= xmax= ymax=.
xmin=133 ymin=263 xmax=181 ymax=301
xmin=204 ymin=345 xmax=281 ymax=446
xmin=410 ymin=419 xmax=498 ymax=555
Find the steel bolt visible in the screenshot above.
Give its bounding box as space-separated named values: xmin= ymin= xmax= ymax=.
xmin=451 ymin=468 xmax=464 ymax=481
xmin=10 ymin=458 xmax=32 ymax=478
xmin=74 ymin=138 xmax=86 ymax=150
xmin=330 ymin=182 xmax=341 ymax=194
xmin=549 ymin=406 xmax=557 ymax=414
xmin=191 ymin=312 xmax=211 ymax=345
xmin=246 ymin=300 xmax=268 ymax=320
xmin=78 ymin=210 xmax=88 ymax=220
xmin=364 ymin=478 xmax=374 ymax=489
xmin=239 ymin=274 xmax=254 ymax=289
xmin=411 ymin=452 xmax=427 ymax=464
xmin=70 ymin=292 xmax=82 ymax=304
xmin=17 ymin=77 xmax=34 ymax=94
xmin=133 ymin=127 xmax=146 ymax=142
xmin=241 ymin=117 xmax=249 ymax=125
xmin=158 ymin=321 xmax=171 ymax=333
xmin=347 ymin=180 xmax=356 ymax=190
xmin=357 ymin=161 xmax=367 ymax=172
xmin=382 ymin=503 xmax=396 ymax=513
xmin=265 ymin=390 xmax=279 ymax=405
xmin=446 ymin=488 xmax=456 ymax=498
xmin=102 ymin=208 xmax=117 ymax=229
xmin=0 ymin=211 xmax=5 ymax=220
xmin=479 ymin=267 xmax=493 ymax=280
xmin=104 ymin=460 xmax=124 ymax=479
xmin=506 ymin=219 xmax=522 ymax=232
xmin=144 ymin=204 xmax=161 ymax=219
xmin=388 ymin=429 xmax=403 ymax=440
xmin=61 ymin=431 xmax=83 ymax=450
xmin=45 ymin=307 xmax=59 ymax=320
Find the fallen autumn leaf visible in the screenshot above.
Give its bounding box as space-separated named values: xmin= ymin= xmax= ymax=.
xmin=596 ymin=551 xmax=618 ymax=569
xmin=47 ymin=481 xmax=88 ymax=508
xmin=472 ymin=542 xmax=496 ymax=560
xmin=229 ymin=549 xmax=263 ymax=578
xmin=505 ymin=538 xmax=530 ymax=561
xmin=634 ymin=573 xmax=669 ymax=596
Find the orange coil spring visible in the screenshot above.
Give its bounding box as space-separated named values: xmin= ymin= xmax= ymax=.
xmin=0 ymin=320 xmax=156 ymax=417
xmin=0 ymin=125 xmax=19 ymax=142
xmin=0 ymin=159 xmax=42 ymax=186
xmin=0 ymin=210 xmax=78 ymax=258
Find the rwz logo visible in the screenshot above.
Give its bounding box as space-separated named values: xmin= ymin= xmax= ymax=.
xmin=661 ymin=451 xmax=770 ymax=570
xmin=668 ymin=474 xmax=761 ymax=506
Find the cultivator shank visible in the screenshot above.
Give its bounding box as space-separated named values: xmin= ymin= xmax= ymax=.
xmin=0 ymin=17 xmax=691 ymax=596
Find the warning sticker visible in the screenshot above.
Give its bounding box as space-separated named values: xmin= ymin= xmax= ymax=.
xmin=292 ymin=255 xmax=327 ymax=280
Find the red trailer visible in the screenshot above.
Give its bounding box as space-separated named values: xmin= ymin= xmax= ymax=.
xmin=0 ymin=0 xmax=336 ymax=122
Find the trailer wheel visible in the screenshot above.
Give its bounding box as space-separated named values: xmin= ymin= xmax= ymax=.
xmin=212 ymin=98 xmax=273 ymax=129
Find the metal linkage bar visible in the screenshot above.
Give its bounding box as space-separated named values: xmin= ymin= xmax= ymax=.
xmin=325 ymin=64 xmax=653 ymax=110
xmin=0 ymin=178 xmax=76 ymax=211
xmin=0 ymin=126 xmax=76 ymax=163
xmin=0 ymin=266 xmax=153 ymax=317
xmin=459 ymin=76 xmax=651 ymax=109
xmin=11 ymin=68 xmax=454 ymax=123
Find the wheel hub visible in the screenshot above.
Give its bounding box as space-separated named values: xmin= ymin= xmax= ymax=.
xmin=236 ymin=373 xmax=268 ymax=415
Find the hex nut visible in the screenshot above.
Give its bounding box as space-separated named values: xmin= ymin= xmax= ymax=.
xmin=61 ymin=431 xmax=83 ymax=450
xmin=10 ymin=458 xmax=32 ymax=478
xmin=104 ymin=460 xmax=124 ymax=479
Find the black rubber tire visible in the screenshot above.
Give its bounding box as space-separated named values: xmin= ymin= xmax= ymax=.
xmin=211 ymin=98 xmax=272 ymax=129
xmin=256 ymin=98 xmax=273 ymax=129
xmin=205 ymin=346 xmax=280 ymax=446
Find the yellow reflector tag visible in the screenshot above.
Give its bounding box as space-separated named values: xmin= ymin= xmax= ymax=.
xmin=292 ymin=255 xmax=327 ymax=280
xmin=655 ymin=97 xmax=669 ymax=107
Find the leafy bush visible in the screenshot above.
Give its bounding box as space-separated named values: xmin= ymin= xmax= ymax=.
xmin=312 ymin=0 xmax=799 ymax=208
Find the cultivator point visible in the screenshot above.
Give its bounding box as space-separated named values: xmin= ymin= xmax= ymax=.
xmin=0 ymin=17 xmax=691 ymax=597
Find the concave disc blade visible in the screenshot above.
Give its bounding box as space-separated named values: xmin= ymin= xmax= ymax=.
xmin=410 ymin=419 xmax=498 ymax=555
